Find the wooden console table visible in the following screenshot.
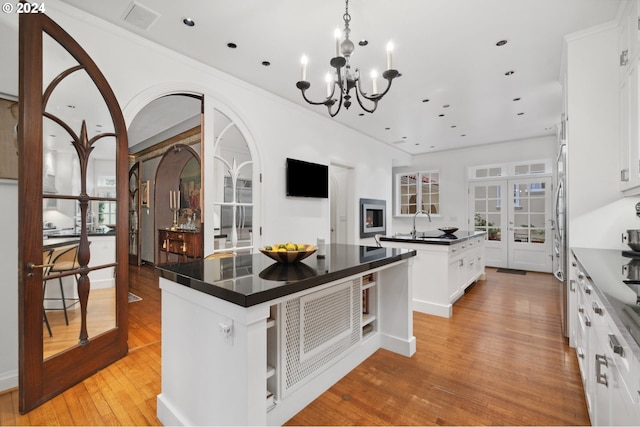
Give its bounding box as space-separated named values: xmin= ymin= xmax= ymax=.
xmin=157 ymin=229 xmax=203 ymax=265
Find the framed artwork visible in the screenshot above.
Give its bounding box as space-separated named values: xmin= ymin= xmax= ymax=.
xmin=0 ymin=96 xmax=19 ymax=179
xmin=141 ymin=180 xmax=150 ymax=208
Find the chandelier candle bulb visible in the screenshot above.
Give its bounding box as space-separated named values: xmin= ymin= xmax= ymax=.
xmin=371 ymin=70 xmax=378 ymax=95
xmin=300 ymin=55 xmax=308 ymax=81
xmin=325 ymin=73 xmax=333 ymax=97
xmin=386 ymin=42 xmax=393 ymax=70
xmin=334 ymin=28 xmax=341 ymax=57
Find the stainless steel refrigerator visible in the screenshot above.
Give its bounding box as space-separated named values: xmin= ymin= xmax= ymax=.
xmin=553 ymin=141 xmax=568 ymax=337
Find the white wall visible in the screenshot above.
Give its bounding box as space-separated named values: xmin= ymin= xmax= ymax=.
xmin=391 ymin=136 xmax=556 ymax=234
xmin=0 ymin=0 xmax=411 ymax=391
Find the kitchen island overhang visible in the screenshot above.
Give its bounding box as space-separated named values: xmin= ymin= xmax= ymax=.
xmin=155 ymin=244 xmax=417 ymax=426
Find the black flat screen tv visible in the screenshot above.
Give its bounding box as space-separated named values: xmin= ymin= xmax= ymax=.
xmin=286 ymin=158 xmax=329 ymax=198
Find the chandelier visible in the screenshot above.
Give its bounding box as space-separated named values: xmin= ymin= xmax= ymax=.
xmin=296 ymin=0 xmax=400 ymax=117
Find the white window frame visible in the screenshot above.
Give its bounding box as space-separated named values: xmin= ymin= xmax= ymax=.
xmin=394 ymin=170 xmax=441 ymax=217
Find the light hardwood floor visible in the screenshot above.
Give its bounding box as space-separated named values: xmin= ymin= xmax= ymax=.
xmin=0 ymin=266 xmax=589 ymax=426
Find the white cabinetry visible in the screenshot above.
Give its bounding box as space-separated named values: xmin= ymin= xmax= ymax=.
xmin=448 ymin=236 xmax=485 ymax=303
xmin=571 ymin=253 xmax=640 ymax=426
xmin=619 ymin=0 xmax=640 ymax=193
xmin=382 ymin=234 xmax=485 ymax=318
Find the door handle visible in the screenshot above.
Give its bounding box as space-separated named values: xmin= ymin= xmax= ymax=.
xmin=25 ymin=262 xmax=55 ymax=278
xmin=27 ymin=262 xmax=54 ymax=270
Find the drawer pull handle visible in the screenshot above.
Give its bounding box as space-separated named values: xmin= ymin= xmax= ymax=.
xmin=595 ymin=354 xmax=608 ymax=387
xmin=584 ymin=315 xmax=591 ymax=327
xmin=592 ymin=302 xmax=603 ymax=315
xmin=577 ymin=347 xmax=584 ymax=359
xmin=578 ymin=306 xmax=584 ymax=314
xmin=585 ymin=286 xmax=591 ymax=295
xmin=608 ymin=334 xmax=624 ymax=357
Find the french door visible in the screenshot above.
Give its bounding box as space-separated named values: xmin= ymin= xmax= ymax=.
xmin=18 ymin=13 xmax=128 ymax=412
xmin=470 ymin=176 xmax=552 ymax=272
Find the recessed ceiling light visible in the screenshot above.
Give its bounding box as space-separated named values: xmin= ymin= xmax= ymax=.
xmin=517 ymin=112 xmax=524 ymax=116
xmin=496 ymin=39 xmax=508 ymax=46
xmin=385 ymin=127 xmax=391 ymax=130
xmin=261 ymin=61 xmax=271 ymax=66
xmin=227 ymin=42 xmax=237 ymax=49
xmin=358 ymin=40 xmax=368 ymax=46
xmin=358 ymin=113 xmax=364 ymax=116
xmin=450 ymin=125 xmax=456 ymax=128
xmin=415 ymin=142 xmax=421 ymax=146
xmin=505 ymin=70 xmax=515 ymax=76
xmin=402 ymin=136 xmax=407 ymax=139
xmin=460 ymin=134 xmax=466 ymax=137
xmin=422 ymin=99 xmax=430 ymax=103
xmin=513 ymin=97 xmax=521 ymax=101
xmin=183 ymin=18 xmax=195 ymax=27
xmin=443 ymin=104 xmax=450 ymax=108
xmin=438 ymin=114 xmax=445 ymax=117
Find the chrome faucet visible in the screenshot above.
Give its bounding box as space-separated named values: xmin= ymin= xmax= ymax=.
xmin=412 ymin=210 xmax=431 ymax=237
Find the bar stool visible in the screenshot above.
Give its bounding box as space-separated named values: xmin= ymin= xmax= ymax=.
xmin=44 ymin=243 xmax=80 ymax=326
xmin=42 ymin=247 xmax=54 ymax=337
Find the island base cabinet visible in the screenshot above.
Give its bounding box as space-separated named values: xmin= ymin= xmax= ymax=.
xmin=157 ymin=277 xmax=270 ymax=426
xmin=382 ymin=234 xmax=485 ymax=318
xmin=157 ymin=259 xmax=416 ymax=426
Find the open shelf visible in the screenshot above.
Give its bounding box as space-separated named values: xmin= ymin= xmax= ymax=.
xmin=361 ymin=273 xmax=377 ymax=339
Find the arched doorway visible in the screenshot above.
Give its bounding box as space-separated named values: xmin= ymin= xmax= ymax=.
xmin=154 ymin=144 xmax=202 ymax=264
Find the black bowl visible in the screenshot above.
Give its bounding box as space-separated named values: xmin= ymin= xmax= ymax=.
xmin=438 ymin=227 xmax=458 ymax=235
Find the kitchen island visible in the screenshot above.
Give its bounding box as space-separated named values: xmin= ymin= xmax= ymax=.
xmin=380 ymin=231 xmax=486 ymax=317
xmin=155 ymin=244 xmax=416 ymax=426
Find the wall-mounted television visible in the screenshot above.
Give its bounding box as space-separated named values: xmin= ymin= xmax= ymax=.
xmin=286 ymin=158 xmax=329 ymax=198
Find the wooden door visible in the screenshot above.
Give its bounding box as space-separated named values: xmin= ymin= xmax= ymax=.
xmin=18 ymin=12 xmax=128 ymax=412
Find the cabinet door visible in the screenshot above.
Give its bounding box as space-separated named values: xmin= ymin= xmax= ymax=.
xmin=620 ymin=59 xmax=639 ymax=191
xmin=448 ymin=255 xmax=464 ymax=300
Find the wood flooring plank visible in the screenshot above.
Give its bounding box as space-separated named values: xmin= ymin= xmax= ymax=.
xmin=0 ymin=266 xmax=589 ymax=426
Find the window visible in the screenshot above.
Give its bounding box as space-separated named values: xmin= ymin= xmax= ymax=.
xmin=97 ymin=187 xmax=116 ymax=226
xmin=395 ymin=171 xmax=440 ymax=216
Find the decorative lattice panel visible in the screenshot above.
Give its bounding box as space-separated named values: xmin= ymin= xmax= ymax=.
xmin=281 ymin=279 xmax=361 ymax=396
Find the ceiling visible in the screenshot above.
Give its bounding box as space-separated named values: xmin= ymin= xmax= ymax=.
xmin=44 ymin=1 xmax=628 ymax=154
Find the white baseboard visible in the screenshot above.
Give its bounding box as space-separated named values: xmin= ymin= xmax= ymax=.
xmin=0 ymin=369 xmax=18 ymax=393
xmin=380 ymin=333 xmax=416 ymax=357
xmin=157 ymin=393 xmax=192 ymax=426
xmin=413 ymin=298 xmax=452 ymax=318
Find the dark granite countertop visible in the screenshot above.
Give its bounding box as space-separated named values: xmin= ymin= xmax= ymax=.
xmin=156 ymin=243 xmax=416 ymax=307
xmin=380 ymin=230 xmax=486 ymax=245
xmin=43 ymin=229 xmax=116 ymax=239
xmin=572 ymin=247 xmax=640 ymax=361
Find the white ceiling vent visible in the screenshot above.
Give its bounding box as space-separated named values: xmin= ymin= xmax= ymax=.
xmin=122 ymin=2 xmax=160 ymax=31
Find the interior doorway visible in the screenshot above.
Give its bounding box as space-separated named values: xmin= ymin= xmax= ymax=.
xmin=330 ymin=163 xmax=354 ymax=244
xmin=127 ymin=94 xmax=203 ymax=264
